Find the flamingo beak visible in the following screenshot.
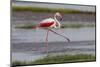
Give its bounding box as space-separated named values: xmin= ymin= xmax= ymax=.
xmin=60 ymin=16 xmax=62 ymax=21
xmin=59 ymin=14 xmax=63 ymax=21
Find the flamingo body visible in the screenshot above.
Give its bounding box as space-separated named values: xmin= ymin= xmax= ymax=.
xmin=39 ymin=18 xmax=56 ymax=28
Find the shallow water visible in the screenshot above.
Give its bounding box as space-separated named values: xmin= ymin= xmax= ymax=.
xmin=12 ymin=27 xmax=95 ymax=43
xmin=12 ymin=41 xmax=95 ymax=62
xmin=11 ymin=27 xmax=95 ymax=62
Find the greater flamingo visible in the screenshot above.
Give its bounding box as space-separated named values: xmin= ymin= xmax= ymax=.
xmin=34 ymin=12 xmax=70 ymax=54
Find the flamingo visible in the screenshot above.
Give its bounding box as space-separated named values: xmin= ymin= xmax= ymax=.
xmin=34 ymin=12 xmax=70 ymax=54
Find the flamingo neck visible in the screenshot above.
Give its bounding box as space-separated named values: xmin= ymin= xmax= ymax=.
xmin=54 ymin=15 xmax=60 ymax=28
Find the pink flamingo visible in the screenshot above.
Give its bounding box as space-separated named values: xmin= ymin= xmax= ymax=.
xmin=34 ymin=12 xmax=70 ymax=54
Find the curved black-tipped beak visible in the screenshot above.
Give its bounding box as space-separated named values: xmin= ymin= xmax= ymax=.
xmin=60 ymin=14 xmax=63 ymax=21
xmin=60 ymin=17 xmax=63 ymax=21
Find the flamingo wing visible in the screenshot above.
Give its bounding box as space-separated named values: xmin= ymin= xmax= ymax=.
xmin=39 ymin=18 xmax=56 ymax=28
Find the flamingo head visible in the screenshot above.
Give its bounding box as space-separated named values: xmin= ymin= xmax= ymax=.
xmin=55 ymin=12 xmax=62 ymax=21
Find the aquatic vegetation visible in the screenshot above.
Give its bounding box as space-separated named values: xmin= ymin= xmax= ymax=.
xmin=12 ymin=6 xmax=95 ymax=14
xmin=12 ymin=54 xmax=95 ymax=66
xmin=61 ymin=24 xmax=95 ymax=28
xmin=33 ymin=54 xmax=95 ymax=64
xmin=15 ymin=23 xmax=95 ymax=29
xmin=15 ymin=24 xmax=34 ymax=29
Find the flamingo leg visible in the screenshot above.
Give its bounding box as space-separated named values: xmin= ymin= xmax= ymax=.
xmin=48 ymin=29 xmax=70 ymax=42
xmin=45 ymin=30 xmax=49 ymax=54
